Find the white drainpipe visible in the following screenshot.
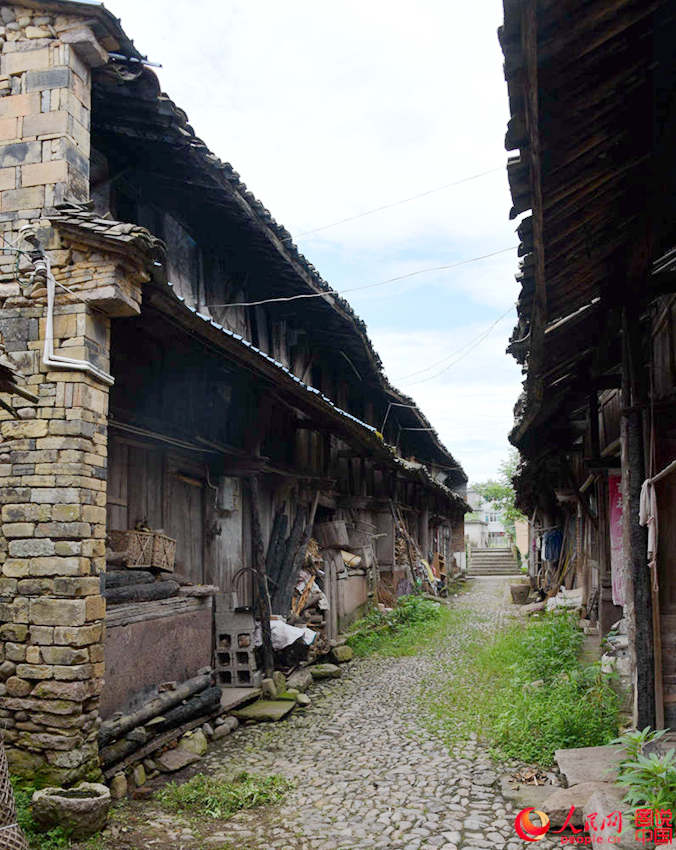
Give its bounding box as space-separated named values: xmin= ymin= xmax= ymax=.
xmin=38 ymin=254 xmax=114 ymax=387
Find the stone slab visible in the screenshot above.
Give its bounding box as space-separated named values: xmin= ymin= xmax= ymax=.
xmin=232 ymin=700 xmax=295 ymax=722
xmin=542 ymin=781 xmax=614 ymax=829
xmin=499 ymin=777 xmax=557 ymax=811
xmin=309 ymin=663 xmax=341 ymax=680
xmin=156 ymin=748 xmax=201 ymax=773
xmin=219 ymin=687 xmax=261 ymax=713
xmin=554 ymin=745 xmax=623 ymax=785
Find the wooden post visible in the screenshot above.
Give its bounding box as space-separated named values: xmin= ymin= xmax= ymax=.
xmin=249 ymin=476 xmax=274 ymax=677
xmin=621 ymin=306 xmax=655 ymax=729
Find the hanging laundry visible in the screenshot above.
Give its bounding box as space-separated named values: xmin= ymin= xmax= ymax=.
xmin=543 ymin=528 xmax=563 ymax=562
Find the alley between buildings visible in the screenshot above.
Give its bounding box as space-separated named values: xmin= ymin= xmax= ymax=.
xmin=81 ymin=577 xmax=529 ymax=850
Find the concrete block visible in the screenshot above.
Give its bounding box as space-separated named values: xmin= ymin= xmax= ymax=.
xmin=0 ymin=140 xmax=43 ymax=168
xmin=21 ymin=159 xmax=68 ymax=187
xmin=1 ymin=185 xmax=44 ymax=212
xmin=0 ymin=167 xmax=15 ymax=190
xmin=25 ymin=68 xmax=71 ymax=92
xmin=0 ymin=117 xmax=19 ymax=141
xmin=0 ymin=93 xmax=41 ymax=119
xmin=1 ymin=48 xmax=51 ymax=76
xmin=22 ymin=110 xmax=68 ymax=138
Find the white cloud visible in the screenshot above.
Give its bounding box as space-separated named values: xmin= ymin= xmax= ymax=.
xmin=105 ymin=0 xmax=520 ymax=481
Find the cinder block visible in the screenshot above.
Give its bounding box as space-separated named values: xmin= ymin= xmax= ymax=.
xmin=0 ymin=93 xmax=41 ymax=119
xmin=21 ymin=159 xmax=67 ymax=187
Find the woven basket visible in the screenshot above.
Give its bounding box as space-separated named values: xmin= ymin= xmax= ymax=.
xmin=0 ymin=743 xmax=28 ymax=850
xmin=109 ymin=530 xmax=176 ymax=572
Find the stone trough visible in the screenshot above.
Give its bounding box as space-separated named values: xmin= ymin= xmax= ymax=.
xmin=32 ymin=782 xmax=111 ymax=839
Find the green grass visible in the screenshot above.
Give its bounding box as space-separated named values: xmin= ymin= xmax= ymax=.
xmin=155 ymin=771 xmax=291 ymax=821
xmin=11 ymin=779 xmax=71 ymax=849
xmin=346 ymin=594 xmax=467 ymax=657
xmin=422 ymin=611 xmax=621 ymax=766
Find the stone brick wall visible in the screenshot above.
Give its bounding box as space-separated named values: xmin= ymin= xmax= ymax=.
xmin=0 ymin=5 xmax=146 ymax=784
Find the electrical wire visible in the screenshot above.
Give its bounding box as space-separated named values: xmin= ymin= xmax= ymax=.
xmin=207 ymin=245 xmax=517 ymax=310
xmin=296 ymin=165 xmax=504 ymax=237
xmin=397 ymin=306 xmax=514 ymax=380
xmin=401 ymin=307 xmax=514 ymax=386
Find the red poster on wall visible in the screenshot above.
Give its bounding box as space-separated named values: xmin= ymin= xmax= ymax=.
xmin=608 ymin=473 xmax=625 ymax=607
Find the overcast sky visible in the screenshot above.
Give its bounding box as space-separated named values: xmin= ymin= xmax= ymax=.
xmin=106 ymin=0 xmax=523 ymax=482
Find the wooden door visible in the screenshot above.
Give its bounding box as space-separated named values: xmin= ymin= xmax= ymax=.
xmin=657 ymin=430 xmax=676 ymax=727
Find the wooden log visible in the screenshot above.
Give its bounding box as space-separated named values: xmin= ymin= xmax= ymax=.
xmin=101 ymin=689 xmax=221 ymax=768
xmin=150 ymin=686 xmax=222 ymax=734
xmin=98 ymin=673 xmax=211 ymax=747
xmin=621 ymin=303 xmax=655 ymax=729
xmin=265 ymin=506 xmax=288 ymax=588
xmin=271 ymin=507 xmax=305 ymax=611
xmin=250 ymin=476 xmax=274 ymax=677
xmin=106 ymin=548 xmax=128 ymax=567
xmin=103 ymin=580 xmax=179 ymax=606
xmin=103 ymin=570 xmax=154 ymax=589
xmin=102 ymin=708 xmax=221 ymax=780
xmin=278 ymin=492 xmax=320 ymax=614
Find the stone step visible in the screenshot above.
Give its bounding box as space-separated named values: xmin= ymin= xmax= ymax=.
xmin=470 ymin=561 xmax=518 ymax=568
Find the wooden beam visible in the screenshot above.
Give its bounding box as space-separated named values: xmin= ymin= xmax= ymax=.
xmin=621 ymin=303 xmax=655 ymax=729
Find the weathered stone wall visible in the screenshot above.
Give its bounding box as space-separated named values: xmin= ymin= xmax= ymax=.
xmin=0 ymin=5 xmax=145 ymax=784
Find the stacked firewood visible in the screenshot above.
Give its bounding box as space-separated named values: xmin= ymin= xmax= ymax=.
xmin=98 ymin=671 xmax=221 ymax=775
xmin=103 ymin=547 xmax=217 ymax=605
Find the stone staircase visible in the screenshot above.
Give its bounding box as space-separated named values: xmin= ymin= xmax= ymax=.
xmin=468 ymin=547 xmax=520 ymax=576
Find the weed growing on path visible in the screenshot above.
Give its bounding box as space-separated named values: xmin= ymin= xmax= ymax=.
xmin=11 ymin=778 xmax=70 ymax=850
xmin=422 ymin=611 xmax=620 ymax=765
xmin=347 ymin=595 xmax=468 ymax=657
xmin=155 ymin=772 xmax=291 ymax=821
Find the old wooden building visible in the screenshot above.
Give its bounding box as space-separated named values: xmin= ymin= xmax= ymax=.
xmin=501 ymin=0 xmax=676 ymax=728
xmin=0 ymin=1 xmax=467 ymax=783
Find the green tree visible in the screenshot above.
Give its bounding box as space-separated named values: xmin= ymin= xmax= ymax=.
xmin=473 ymin=449 xmax=525 ymax=540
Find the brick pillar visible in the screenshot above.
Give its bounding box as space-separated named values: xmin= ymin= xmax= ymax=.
xmin=0 ymin=9 xmax=131 ymax=784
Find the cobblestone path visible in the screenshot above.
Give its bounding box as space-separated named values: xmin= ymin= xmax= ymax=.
xmin=101 ymin=577 xmax=534 ymax=850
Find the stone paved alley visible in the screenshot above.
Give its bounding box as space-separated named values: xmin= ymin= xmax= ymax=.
xmin=83 ymin=576 xmax=557 ymax=850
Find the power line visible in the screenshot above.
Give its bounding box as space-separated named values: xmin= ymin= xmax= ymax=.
xmin=397 ymin=306 xmax=514 ymax=380
xmin=296 ymin=166 xmax=504 ymax=237
xmin=400 ymin=307 xmax=514 ymax=386
xmin=207 ymin=245 xmax=517 ymax=310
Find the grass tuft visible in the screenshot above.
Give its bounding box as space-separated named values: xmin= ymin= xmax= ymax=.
xmin=346 ymin=594 xmax=467 ymax=657
xmin=155 ymin=771 xmax=291 ymax=821
xmin=422 ymin=611 xmax=621 ymax=766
